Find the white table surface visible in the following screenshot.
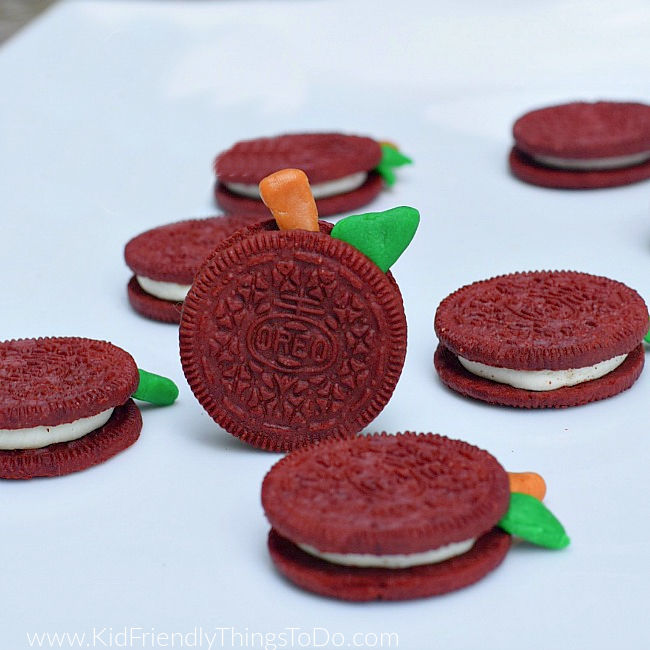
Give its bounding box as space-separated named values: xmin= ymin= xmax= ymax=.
xmin=2 ymin=1 xmax=650 ymax=648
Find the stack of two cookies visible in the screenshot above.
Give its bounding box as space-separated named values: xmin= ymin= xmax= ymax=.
xmin=124 ymin=131 xmax=412 ymax=324
xmin=434 ymin=270 xmax=648 ymax=408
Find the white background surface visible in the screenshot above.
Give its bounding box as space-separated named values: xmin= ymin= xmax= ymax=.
xmin=1 ymin=1 xmax=650 ymax=648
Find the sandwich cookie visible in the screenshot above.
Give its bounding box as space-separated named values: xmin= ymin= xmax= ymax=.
xmin=214 ymin=133 xmax=411 ymax=217
xmin=125 ymin=215 xmax=262 ymax=323
xmin=180 ymin=169 xmax=419 ymax=451
xmin=434 ymin=271 xmax=648 ymax=408
xmin=0 ymin=337 xmax=178 ymax=479
xmin=262 ymin=433 xmax=569 ymax=601
xmin=510 ymin=101 xmax=650 ymax=189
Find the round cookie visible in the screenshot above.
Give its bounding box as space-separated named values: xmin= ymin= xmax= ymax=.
xmin=514 ymin=101 xmax=650 ymax=159
xmin=214 ymin=133 xmax=384 ymax=216
xmin=510 ymin=101 xmax=650 ymax=189
xmin=0 ymin=337 xmax=142 ymax=479
xmin=434 ymin=271 xmax=648 ymax=407
xmin=179 ymin=220 xmax=407 ymax=451
xmin=262 ymin=433 xmax=512 ymax=601
xmin=124 ymin=215 xmax=262 ymax=323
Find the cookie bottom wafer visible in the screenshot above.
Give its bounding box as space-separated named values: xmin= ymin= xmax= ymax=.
xmin=434 ymin=343 xmax=645 ymax=408
xmin=268 ymin=528 xmax=511 ymax=601
xmin=0 ymin=400 xmax=142 ymax=479
xmin=509 ymin=148 xmax=650 ymax=189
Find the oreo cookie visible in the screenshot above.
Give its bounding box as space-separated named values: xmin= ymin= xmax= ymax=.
xmin=262 ymin=433 xmax=512 ymax=601
xmin=434 ymin=271 xmax=648 ymax=408
xmin=180 ymin=220 xmax=408 ymax=451
xmin=181 ymin=169 xmax=418 ymax=451
xmin=0 ymin=337 xmax=178 ymax=479
xmin=125 ymin=215 xmax=261 ymax=323
xmin=510 ymin=101 xmax=650 ymax=189
xmin=214 ymin=133 xmax=410 ymax=216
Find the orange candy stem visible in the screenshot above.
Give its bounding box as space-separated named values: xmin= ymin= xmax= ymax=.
xmin=508 ymin=471 xmax=547 ymax=501
xmin=259 ymin=169 xmax=319 ymax=232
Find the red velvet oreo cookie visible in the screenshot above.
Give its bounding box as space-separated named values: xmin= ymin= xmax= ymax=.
xmin=434 ymin=271 xmax=648 ymax=408
xmin=262 ymin=433 xmax=511 ymax=601
xmin=510 ymin=101 xmax=650 ymax=188
xmin=180 ymin=220 xmax=407 ymax=451
xmin=0 ymin=337 xmax=142 ymax=479
xmin=214 ymin=133 xmax=386 ymax=216
xmin=125 ymin=215 xmax=261 ymax=323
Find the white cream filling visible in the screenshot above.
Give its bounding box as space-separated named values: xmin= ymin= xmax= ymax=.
xmin=0 ymin=408 xmax=114 ymax=450
xmin=298 ymin=538 xmax=475 ymax=569
xmin=457 ymin=354 xmax=627 ymax=391
xmin=532 ymin=151 xmax=650 ymax=171
xmin=225 ymin=171 xmax=367 ymax=200
xmin=136 ymin=275 xmax=191 ymax=302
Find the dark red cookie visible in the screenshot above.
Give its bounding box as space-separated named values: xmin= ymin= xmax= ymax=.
xmin=434 ymin=271 xmax=648 ymax=407
xmin=510 ymin=101 xmax=650 ymax=188
xmin=436 ymin=271 xmax=647 ymax=370
xmin=0 ymin=337 xmax=142 ymax=479
xmin=0 ymin=400 xmax=142 ymax=480
xmin=180 ymin=221 xmax=407 ymax=451
xmin=0 ymin=337 xmax=139 ymax=428
xmin=509 ymin=147 xmax=650 ymax=190
xmin=513 ymin=102 xmax=650 ymax=159
xmin=262 ymin=433 xmax=511 ymax=601
xmin=125 ymin=215 xmax=262 ymax=323
xmin=214 ymin=133 xmax=383 ymax=216
xmin=434 ymin=343 xmax=645 ymax=409
xmin=215 ymin=172 xmax=384 ymax=218
xmin=215 ymin=133 xmax=382 ymax=184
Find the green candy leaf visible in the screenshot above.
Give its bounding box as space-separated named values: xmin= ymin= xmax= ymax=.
xmin=644 ymin=324 xmax=650 ymax=344
xmin=376 ymin=143 xmax=413 ymax=187
xmin=133 ymin=369 xmax=179 ymax=406
xmin=331 ymin=206 xmax=419 ymax=273
xmin=498 ymin=492 xmax=570 ymax=550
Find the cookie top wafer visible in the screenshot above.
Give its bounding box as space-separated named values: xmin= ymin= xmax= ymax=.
xmin=215 ymin=133 xmax=382 ymax=184
xmin=262 ymin=433 xmax=510 ymax=555
xmin=435 ymin=271 xmax=648 ymax=371
xmin=179 ymin=221 xmax=407 ymax=451
xmin=0 ymin=337 xmax=139 ymax=429
xmin=125 ymin=215 xmax=261 ymax=284
xmin=513 ymin=101 xmax=650 ymax=159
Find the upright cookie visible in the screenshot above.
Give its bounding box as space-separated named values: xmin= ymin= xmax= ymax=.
xmin=434 ymin=271 xmax=648 ymax=407
xmin=510 ymin=101 xmax=650 ymax=189
xmin=0 ymin=337 xmax=178 ymax=479
xmin=262 ymin=433 xmax=512 ymax=601
xmin=214 ymin=133 xmax=411 ymax=216
xmin=181 ymin=170 xmax=418 ymax=451
xmin=125 ymin=215 xmax=261 ymax=323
